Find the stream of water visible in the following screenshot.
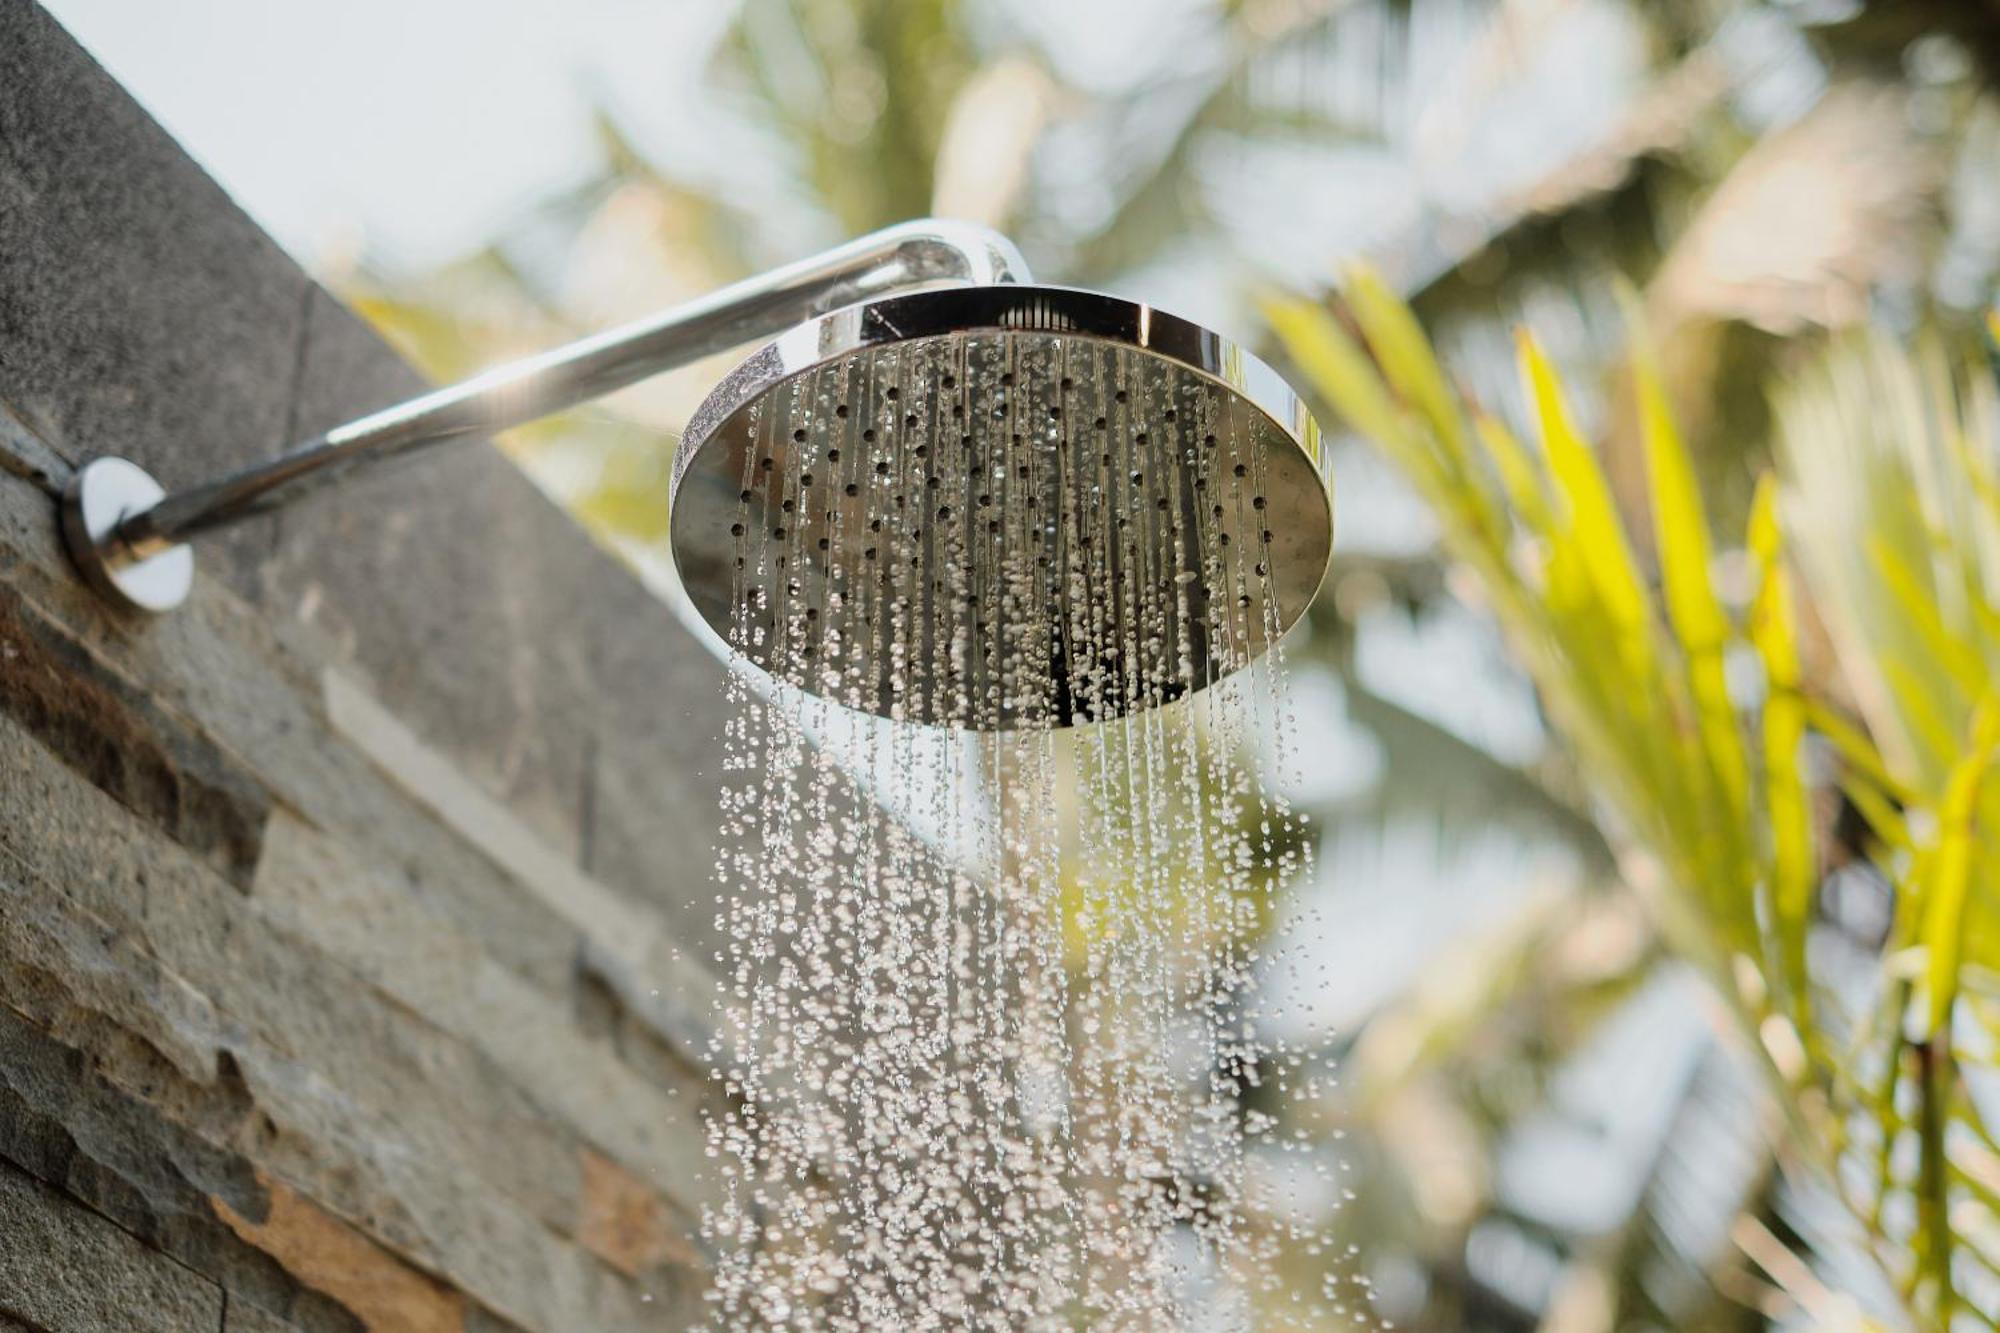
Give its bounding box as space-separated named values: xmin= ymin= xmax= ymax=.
xmin=699 ymin=334 xmax=1374 ymax=1328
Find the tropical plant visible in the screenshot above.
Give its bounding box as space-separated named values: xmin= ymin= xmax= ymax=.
xmin=1266 ymin=276 xmax=2000 ymax=1327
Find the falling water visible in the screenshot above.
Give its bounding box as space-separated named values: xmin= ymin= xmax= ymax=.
xmin=699 ymin=333 xmax=1373 ymax=1328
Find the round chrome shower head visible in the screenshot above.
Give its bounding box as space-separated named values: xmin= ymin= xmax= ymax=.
xmin=669 ymin=285 xmax=1329 ymax=730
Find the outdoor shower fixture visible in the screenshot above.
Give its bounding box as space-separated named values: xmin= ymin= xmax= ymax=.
xmin=61 ymin=219 xmax=1331 ymax=728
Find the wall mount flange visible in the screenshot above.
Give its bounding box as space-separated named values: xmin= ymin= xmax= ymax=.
xmin=61 ymin=456 xmax=195 ymax=614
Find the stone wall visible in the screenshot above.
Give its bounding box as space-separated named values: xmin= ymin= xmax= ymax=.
xmin=0 ymin=4 xmax=734 ymax=1327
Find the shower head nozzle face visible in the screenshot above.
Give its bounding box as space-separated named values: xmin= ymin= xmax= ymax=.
xmin=669 ymin=285 xmax=1329 ymax=731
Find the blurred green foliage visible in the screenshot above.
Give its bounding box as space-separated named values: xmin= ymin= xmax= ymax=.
xmin=1269 ymin=276 xmax=2000 ymax=1328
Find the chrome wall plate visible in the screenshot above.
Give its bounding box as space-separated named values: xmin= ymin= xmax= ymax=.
xmin=61 ymin=457 xmax=195 ymax=613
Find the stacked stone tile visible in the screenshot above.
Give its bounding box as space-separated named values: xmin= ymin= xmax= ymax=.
xmin=0 ymin=3 xmax=727 ymax=1327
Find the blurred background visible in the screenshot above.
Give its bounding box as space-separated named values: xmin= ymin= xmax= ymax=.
xmin=47 ymin=1 xmax=2000 ymax=1327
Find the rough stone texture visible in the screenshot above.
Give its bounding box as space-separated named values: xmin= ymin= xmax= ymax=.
xmin=0 ymin=1158 xmax=224 ymax=1332
xmin=579 ymin=1148 xmax=703 ymax=1279
xmin=0 ymin=1007 xmax=363 ymax=1333
xmin=582 ymin=591 xmax=739 ymax=965
xmin=0 ymin=5 xmax=727 ymax=1329
xmin=212 ymin=1173 xmax=467 ymax=1333
xmin=0 ymin=582 xmax=273 ymax=886
xmin=259 ymin=288 xmax=597 ymax=860
xmin=226 ymin=1296 xmax=314 ymax=1333
xmin=0 ymin=715 xmax=700 ymax=1330
xmin=251 ymin=809 xmax=715 ymax=1206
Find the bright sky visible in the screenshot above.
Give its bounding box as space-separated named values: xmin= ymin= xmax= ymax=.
xmin=44 ymin=0 xmax=734 ymax=272
xmin=48 ymin=0 xmax=1654 ymax=292
xmin=40 ymin=0 xmax=1208 ymax=269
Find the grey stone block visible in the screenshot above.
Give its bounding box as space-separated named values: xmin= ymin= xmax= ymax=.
xmin=0 ymin=580 xmax=273 ymax=887
xmin=260 ymin=287 xmax=598 ymax=862
xmin=320 ymin=666 xmax=721 ymax=1065
xmin=0 ymin=713 xmax=703 ymax=1329
xmin=0 ymin=717 xmax=583 ymax=1230
xmin=0 ymin=1009 xmax=365 ymax=1333
xmin=579 ymin=577 xmax=734 ymax=959
xmin=223 ymin=1297 xmax=306 ymax=1333
xmin=252 ymin=810 xmax=715 ymax=1211
xmin=0 ymin=398 xmax=67 ymax=493
xmin=259 ymin=287 xmax=741 ymax=983
xmin=0 ymin=1156 xmax=223 ymax=1332
xmin=0 ymin=470 xmax=587 ymax=993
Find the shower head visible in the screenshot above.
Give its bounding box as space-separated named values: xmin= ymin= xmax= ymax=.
xmin=59 ymin=221 xmax=1329 ymax=732
xmin=668 ymin=284 xmax=1329 ymax=730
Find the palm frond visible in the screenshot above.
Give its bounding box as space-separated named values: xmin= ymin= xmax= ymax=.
xmin=1269 ymin=276 xmax=2000 ymax=1326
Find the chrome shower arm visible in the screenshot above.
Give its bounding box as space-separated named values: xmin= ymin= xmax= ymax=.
xmin=60 ymin=218 xmax=1031 ymax=613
